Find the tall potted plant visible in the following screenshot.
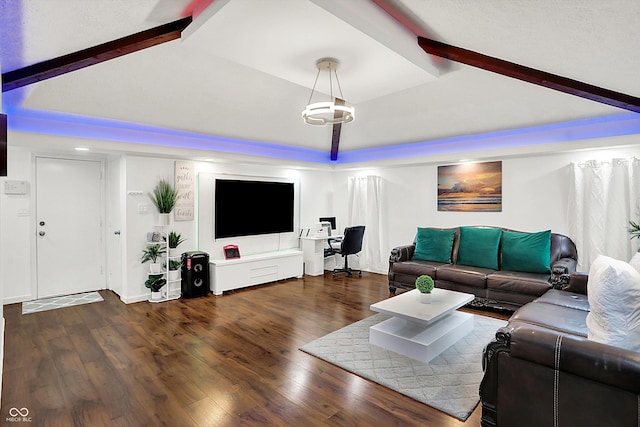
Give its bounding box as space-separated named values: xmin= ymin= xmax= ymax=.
xmin=149 ymin=179 xmax=179 ymax=225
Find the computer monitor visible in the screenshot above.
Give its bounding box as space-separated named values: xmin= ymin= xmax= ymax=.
xmin=319 ymin=217 xmax=336 ymax=230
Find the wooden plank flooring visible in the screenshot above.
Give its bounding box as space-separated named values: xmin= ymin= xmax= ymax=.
xmin=1 ymin=273 xmax=508 ymax=426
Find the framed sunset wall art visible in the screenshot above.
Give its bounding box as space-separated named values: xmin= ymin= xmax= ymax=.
xmin=437 ymin=161 xmax=502 ymax=212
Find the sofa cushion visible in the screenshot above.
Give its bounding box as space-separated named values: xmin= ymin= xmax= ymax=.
xmin=436 ymin=264 xmax=492 ymax=289
xmin=486 ymin=270 xmax=550 ymax=297
xmin=456 ymin=226 xmax=501 ymax=270
xmin=412 ymin=227 xmax=456 ymax=263
xmin=501 ymin=230 xmax=551 ymax=274
xmin=534 ymin=289 xmax=590 ymax=311
xmin=586 ymin=255 xmax=640 ymax=352
xmin=392 ymin=259 xmax=442 ymax=278
xmin=510 ymin=301 xmax=589 ymax=337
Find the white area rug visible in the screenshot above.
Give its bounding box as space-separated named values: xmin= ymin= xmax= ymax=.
xmin=22 ymin=291 xmax=104 ymax=315
xmin=300 ymin=313 xmax=506 ymax=421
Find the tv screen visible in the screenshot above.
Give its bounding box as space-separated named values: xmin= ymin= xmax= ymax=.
xmin=215 ymin=179 xmax=295 ymax=239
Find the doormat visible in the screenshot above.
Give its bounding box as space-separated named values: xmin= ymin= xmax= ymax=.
xmin=300 ymin=313 xmax=506 ymax=421
xmin=22 ymin=291 xmax=104 ymax=315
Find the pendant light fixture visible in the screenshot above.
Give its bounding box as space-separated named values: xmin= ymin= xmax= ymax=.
xmin=301 ymin=58 xmax=355 ymax=126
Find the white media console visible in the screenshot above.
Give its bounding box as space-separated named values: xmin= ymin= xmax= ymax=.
xmin=209 ymin=249 xmax=304 ymax=295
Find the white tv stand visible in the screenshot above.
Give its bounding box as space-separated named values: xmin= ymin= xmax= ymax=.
xmin=209 ymin=249 xmax=303 ymax=295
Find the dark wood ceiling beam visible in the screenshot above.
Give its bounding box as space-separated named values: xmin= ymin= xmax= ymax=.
xmin=330 ymin=98 xmax=345 ymax=161
xmin=418 ymin=36 xmax=640 ymax=114
xmin=2 ymin=16 xmax=192 ymax=92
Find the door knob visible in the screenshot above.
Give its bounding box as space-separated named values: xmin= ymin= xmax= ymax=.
xmin=114 ymin=230 xmax=121 ymax=235
xmin=39 ymin=231 xmax=46 ymax=236
xmin=39 ymin=221 xmax=45 ymax=226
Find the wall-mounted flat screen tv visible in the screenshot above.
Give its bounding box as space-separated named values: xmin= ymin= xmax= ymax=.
xmin=215 ymin=179 xmax=295 ymax=239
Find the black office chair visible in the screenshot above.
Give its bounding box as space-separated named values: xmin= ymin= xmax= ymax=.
xmin=324 ymin=225 xmax=365 ymax=277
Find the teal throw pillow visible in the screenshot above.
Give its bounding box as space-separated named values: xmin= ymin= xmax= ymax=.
xmin=501 ymin=230 xmax=551 ymax=274
xmin=412 ymin=227 xmax=456 ymax=263
xmin=456 ymin=226 xmax=501 ymax=270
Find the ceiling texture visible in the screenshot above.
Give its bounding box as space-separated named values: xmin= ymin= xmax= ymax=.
xmin=1 ymin=0 xmax=640 ymax=164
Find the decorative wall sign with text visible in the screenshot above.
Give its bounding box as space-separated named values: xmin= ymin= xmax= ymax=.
xmin=174 ymin=161 xmax=195 ymax=221
xmin=437 ymin=161 xmax=502 ymax=212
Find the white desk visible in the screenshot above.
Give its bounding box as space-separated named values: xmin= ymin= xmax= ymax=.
xmin=299 ymin=235 xmax=342 ymax=276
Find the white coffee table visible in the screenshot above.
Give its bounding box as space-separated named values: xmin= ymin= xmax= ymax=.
xmin=369 ymin=288 xmax=475 ymax=363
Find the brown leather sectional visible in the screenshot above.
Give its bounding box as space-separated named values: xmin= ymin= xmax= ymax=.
xmin=479 ymin=273 xmax=640 ymax=427
xmin=388 ymin=226 xmax=578 ymax=311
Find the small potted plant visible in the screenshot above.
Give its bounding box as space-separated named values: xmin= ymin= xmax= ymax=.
xmin=167 ymin=231 xmax=185 ymax=257
xmin=168 ymin=259 xmax=182 ymax=281
xmin=141 ymin=244 xmax=166 ymax=273
xmin=149 ymin=179 xmax=179 ymax=225
xmin=145 ymin=276 xmax=167 ymax=300
xmin=415 ymin=275 xmax=435 ymax=303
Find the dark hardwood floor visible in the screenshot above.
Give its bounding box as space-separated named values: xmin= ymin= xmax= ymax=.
xmin=1 ymin=273 xmax=508 ymax=426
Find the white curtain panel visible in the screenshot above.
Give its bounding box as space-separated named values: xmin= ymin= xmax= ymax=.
xmin=347 ymin=175 xmax=386 ymax=273
xmin=568 ymin=158 xmax=640 ymax=271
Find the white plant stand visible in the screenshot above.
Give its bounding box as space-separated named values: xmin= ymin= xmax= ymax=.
xmin=147 ymin=225 xmax=181 ymax=303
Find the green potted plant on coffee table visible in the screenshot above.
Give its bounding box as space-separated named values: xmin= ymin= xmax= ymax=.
xmin=415 ymin=275 xmax=435 ymax=303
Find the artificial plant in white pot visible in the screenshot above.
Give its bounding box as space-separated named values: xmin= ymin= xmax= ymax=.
xmin=415 ymin=274 xmax=435 ymax=303
xmin=168 ymin=259 xmax=182 ymax=281
xmin=149 ymin=179 xmax=179 ymax=225
xmin=167 ymin=231 xmax=185 ymax=257
xmin=141 ymin=244 xmax=166 ymax=274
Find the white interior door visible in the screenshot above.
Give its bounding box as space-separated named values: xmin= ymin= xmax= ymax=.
xmin=36 ymin=157 xmax=105 ymax=298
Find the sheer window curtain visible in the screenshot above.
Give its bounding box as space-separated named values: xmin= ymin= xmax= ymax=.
xmin=568 ymin=157 xmax=640 ymax=271
xmin=347 ymin=175 xmax=386 ymax=273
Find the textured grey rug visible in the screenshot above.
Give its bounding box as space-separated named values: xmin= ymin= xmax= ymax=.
xmin=22 ymin=291 xmax=104 ymax=315
xmin=300 ymin=313 xmax=506 ymax=420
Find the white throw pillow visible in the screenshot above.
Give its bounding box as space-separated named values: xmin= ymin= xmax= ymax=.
xmin=629 ymin=251 xmax=640 ymax=274
xmin=586 ymin=255 xmax=640 ymax=351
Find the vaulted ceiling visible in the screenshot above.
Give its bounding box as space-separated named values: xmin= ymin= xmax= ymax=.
xmin=1 ymin=0 xmax=640 ymax=164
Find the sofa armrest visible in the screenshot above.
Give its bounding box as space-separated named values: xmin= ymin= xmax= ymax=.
xmin=550 ymin=257 xmax=577 ymax=290
xmin=508 ymin=324 xmax=640 ymax=393
xmin=389 ymin=244 xmax=415 ymax=263
xmin=481 ymin=323 xmax=640 ymax=426
xmin=564 ymin=272 xmax=588 ymax=295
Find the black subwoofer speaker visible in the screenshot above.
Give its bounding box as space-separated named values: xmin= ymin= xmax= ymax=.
xmin=181 ymin=251 xmax=210 ymax=298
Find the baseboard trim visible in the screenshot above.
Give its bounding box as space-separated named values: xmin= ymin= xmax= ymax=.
xmin=121 ymin=294 xmax=151 ymax=304
xmin=2 ymin=295 xmax=34 ymax=305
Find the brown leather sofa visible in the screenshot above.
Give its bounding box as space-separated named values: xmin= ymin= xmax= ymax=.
xmin=479 ymin=273 xmax=640 ymax=427
xmin=388 ymin=226 xmax=578 ymax=311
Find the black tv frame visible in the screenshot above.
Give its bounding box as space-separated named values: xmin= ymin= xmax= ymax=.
xmin=214 ymin=178 xmax=295 ymax=239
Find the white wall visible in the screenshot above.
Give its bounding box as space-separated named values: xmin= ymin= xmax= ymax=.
xmin=1 ymin=145 xmax=33 ymax=303
xmin=122 ymin=156 xmax=335 ymax=303
xmin=2 ymin=131 xmax=639 ymax=304
xmin=331 ymin=140 xmax=640 ymax=273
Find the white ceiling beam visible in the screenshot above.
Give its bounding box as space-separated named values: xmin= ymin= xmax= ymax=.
xmin=309 ymin=0 xmax=439 ymax=78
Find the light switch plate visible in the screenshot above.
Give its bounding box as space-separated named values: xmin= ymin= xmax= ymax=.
xmin=4 ymin=180 xmax=28 ymax=195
